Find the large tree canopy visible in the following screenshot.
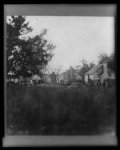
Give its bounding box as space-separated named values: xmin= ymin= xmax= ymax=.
xmin=6 ymin=16 xmax=55 ymax=80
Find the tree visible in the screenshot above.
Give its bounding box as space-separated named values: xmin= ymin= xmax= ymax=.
xmin=77 ymin=59 xmax=95 ymax=80
xmin=98 ymin=52 xmax=115 ymax=72
xmin=6 ymin=16 xmax=32 ymax=79
xmin=6 ymin=16 xmax=56 ymax=82
xmin=98 ymin=52 xmax=110 ymax=64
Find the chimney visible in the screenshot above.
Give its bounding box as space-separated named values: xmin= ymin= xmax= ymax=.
xmin=103 ymin=62 xmax=108 ymax=77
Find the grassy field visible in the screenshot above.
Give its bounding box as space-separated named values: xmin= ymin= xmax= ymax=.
xmin=6 ymin=83 xmax=116 ymax=135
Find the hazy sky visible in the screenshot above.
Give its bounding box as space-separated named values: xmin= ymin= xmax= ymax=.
xmin=25 ymin=16 xmax=114 ymax=72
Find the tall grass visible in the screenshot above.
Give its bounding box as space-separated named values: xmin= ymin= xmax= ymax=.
xmin=6 ymin=83 xmax=116 ymax=135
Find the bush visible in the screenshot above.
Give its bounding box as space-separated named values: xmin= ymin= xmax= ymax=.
xmin=6 ymin=84 xmax=116 ymax=135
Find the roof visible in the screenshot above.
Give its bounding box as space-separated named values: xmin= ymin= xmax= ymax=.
xmin=43 ymin=72 xmax=59 ymax=79
xmin=60 ymin=67 xmax=82 ymax=79
xmin=32 ymin=75 xmax=41 ymax=80
xmin=85 ymin=64 xmax=103 ymax=75
xmin=43 ymin=74 xmax=50 ymax=79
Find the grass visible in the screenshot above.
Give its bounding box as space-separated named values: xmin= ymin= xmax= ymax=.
xmin=6 ymin=82 xmax=116 ymax=135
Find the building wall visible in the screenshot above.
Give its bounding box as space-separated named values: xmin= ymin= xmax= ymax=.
xmin=108 ymin=72 xmax=115 ymax=79
xmin=85 ymin=74 xmax=99 ymax=83
xmin=60 ymin=68 xmax=82 ymax=84
xmin=93 ymin=74 xmax=100 ymax=80
xmin=45 ymin=76 xmax=51 ymax=83
xmin=89 ymin=74 xmax=94 ymax=80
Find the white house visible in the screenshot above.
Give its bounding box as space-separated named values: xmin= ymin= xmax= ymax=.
xmin=58 ymin=66 xmax=82 ymax=84
xmin=85 ymin=62 xmax=115 ymax=84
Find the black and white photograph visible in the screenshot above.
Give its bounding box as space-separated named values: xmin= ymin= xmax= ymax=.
xmin=4 ymin=4 xmax=117 ymax=146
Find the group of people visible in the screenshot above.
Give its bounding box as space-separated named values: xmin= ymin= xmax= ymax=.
xmin=87 ymin=78 xmax=111 ymax=88
xmin=96 ymin=79 xmax=110 ymax=88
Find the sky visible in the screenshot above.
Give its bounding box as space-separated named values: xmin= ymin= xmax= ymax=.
xmin=22 ymin=16 xmax=114 ymax=72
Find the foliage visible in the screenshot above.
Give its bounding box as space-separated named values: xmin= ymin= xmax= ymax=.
xmin=6 ymin=16 xmax=55 ymax=80
xmin=98 ymin=52 xmax=115 ymax=72
xmin=7 ymin=16 xmax=32 ymax=78
xmin=76 ymin=59 xmax=95 ymax=80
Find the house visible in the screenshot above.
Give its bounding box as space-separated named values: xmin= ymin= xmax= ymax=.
xmin=58 ymin=66 xmax=82 ymax=84
xmin=7 ymin=78 xmax=19 ymax=83
xmin=32 ymin=75 xmax=42 ymax=84
xmin=43 ymin=72 xmax=58 ymax=84
xmin=85 ymin=62 xmax=115 ymax=84
xmin=43 ymin=74 xmax=51 ymax=83
xmin=19 ymin=76 xmax=32 ymax=85
xmin=50 ymin=72 xmax=58 ymax=84
xmin=19 ymin=75 xmax=41 ymax=85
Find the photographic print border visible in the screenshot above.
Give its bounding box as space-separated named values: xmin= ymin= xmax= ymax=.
xmin=3 ymin=4 xmax=117 ymax=147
